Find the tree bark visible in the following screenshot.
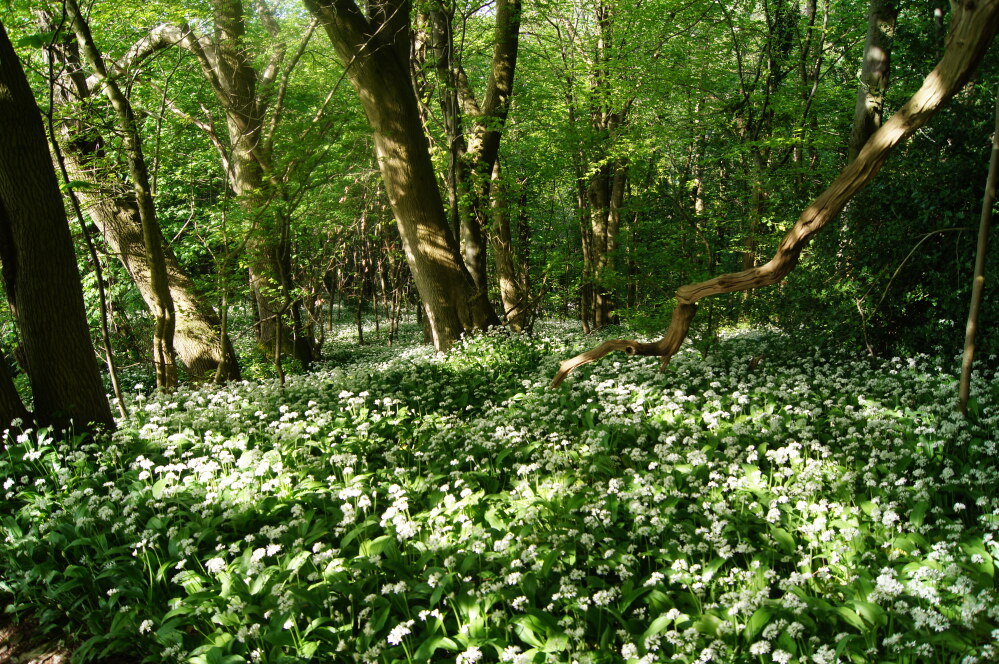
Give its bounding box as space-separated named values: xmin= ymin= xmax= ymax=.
xmin=38 ymin=13 xmax=241 ymax=382
xmin=82 ymin=191 xmax=241 ymax=381
xmin=210 ymin=0 xmax=305 ymax=364
xmin=577 ymin=0 xmax=630 ymax=329
xmin=552 ymin=0 xmax=999 ymax=388
xmin=587 ymin=159 xmax=627 ymax=327
xmin=133 ymin=5 xmax=314 ymax=366
xmin=490 ymin=161 xmax=530 ymax=331
xmin=0 ymin=357 xmax=29 ymax=430
xmin=958 ymin=88 xmax=999 ymax=415
xmin=65 ymin=0 xmax=179 ymax=391
xmin=428 ymin=0 xmax=522 ymax=324
xmin=0 ymin=19 xmax=114 ymax=431
xmin=305 ymin=0 xmax=494 ymax=350
xmin=848 ymin=0 xmax=899 ymax=164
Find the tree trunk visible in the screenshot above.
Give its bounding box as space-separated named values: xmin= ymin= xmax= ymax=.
xmin=37 ymin=12 xmax=240 ymax=382
xmin=848 ymin=0 xmax=899 ymax=163
xmin=428 ymin=0 xmax=522 ymax=325
xmin=0 ymin=357 xmax=29 ymax=429
xmin=958 ymin=88 xmax=999 ymax=415
xmin=137 ymin=4 xmax=315 ymax=366
xmin=552 ymin=0 xmax=999 ymax=388
xmin=490 ymin=161 xmax=530 ymax=331
xmin=587 ymin=160 xmax=626 ymax=327
xmin=81 ymin=191 xmax=240 ymax=381
xmin=306 ymin=0 xmax=493 ymax=350
xmin=66 ymin=0 xmax=179 ymax=391
xmin=575 ymin=0 xmax=630 ymax=330
xmin=210 ymin=0 xmax=302 ymax=363
xmin=0 ymin=19 xmax=114 ymax=431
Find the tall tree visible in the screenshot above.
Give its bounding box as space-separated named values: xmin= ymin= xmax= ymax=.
xmin=304 ymin=0 xmax=497 ymax=350
xmin=0 ymin=18 xmax=114 ymax=431
xmin=848 ymin=0 xmax=898 ymax=163
xmin=582 ymin=0 xmax=631 ymax=329
xmin=65 ymin=0 xmax=179 ymax=391
xmin=37 ymin=10 xmax=242 ymax=382
xmin=418 ymin=0 xmax=522 ymax=327
xmin=125 ymin=1 xmax=316 ymax=366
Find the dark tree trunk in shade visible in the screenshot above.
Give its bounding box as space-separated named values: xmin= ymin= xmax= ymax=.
xmin=848 ymin=0 xmax=899 ymax=163
xmin=0 ymin=20 xmax=114 ymax=431
xmin=0 ymin=358 xmax=28 ymax=430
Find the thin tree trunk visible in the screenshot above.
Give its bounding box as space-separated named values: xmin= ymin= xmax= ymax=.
xmin=848 ymin=0 xmax=899 ymax=163
xmin=65 ymin=153 xmax=241 ymax=381
xmin=67 ymin=0 xmax=178 ymax=391
xmin=958 ymin=88 xmax=999 ymax=415
xmin=38 ymin=30 xmax=128 ymax=415
xmin=552 ymin=0 xmax=999 ymax=387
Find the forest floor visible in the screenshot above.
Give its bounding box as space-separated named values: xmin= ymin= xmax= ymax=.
xmin=1 ymin=321 xmax=997 ymax=663
xmin=0 ymin=616 xmax=69 ymax=664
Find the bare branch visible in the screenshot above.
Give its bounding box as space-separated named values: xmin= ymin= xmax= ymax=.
xmin=551 ymin=0 xmax=999 ymax=387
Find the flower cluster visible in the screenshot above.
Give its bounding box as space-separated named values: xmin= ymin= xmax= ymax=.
xmin=1 ymin=321 xmax=997 ymax=663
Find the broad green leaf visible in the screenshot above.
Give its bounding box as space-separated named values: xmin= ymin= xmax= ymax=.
xmin=744 ymin=606 xmax=773 ymax=642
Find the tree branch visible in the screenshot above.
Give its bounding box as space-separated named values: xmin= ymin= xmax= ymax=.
xmin=551 ymin=0 xmax=999 ymax=388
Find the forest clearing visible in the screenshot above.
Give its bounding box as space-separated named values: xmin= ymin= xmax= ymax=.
xmin=1 ymin=0 xmax=999 ymax=661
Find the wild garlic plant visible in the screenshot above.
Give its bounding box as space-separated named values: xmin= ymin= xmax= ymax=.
xmin=0 ymin=322 xmax=996 ymax=663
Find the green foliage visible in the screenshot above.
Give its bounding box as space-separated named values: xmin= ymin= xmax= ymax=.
xmin=2 ymin=325 xmax=998 ymax=663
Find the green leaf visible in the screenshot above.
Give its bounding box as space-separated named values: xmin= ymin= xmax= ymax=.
xmin=961 ymin=541 xmax=994 ymax=578
xmin=15 ymin=32 xmax=56 ymax=49
xmin=834 ymin=606 xmax=865 ymax=631
xmin=693 ymin=613 xmax=722 ymax=637
xmin=744 ymin=606 xmax=773 ymax=642
xmin=248 ymin=568 xmax=275 ymax=595
xmin=769 ymin=526 xmax=796 ymax=553
xmin=413 ymin=635 xmax=459 ymax=659
xmin=359 ymin=534 xmax=394 ymax=557
xmin=484 ymin=505 xmax=506 ymax=530
xmin=285 ymin=549 xmax=312 ymax=572
xmin=642 ymin=614 xmax=673 ymax=641
xmin=542 ymin=632 xmax=570 ymax=653
xmin=909 ymin=501 xmax=929 ymax=527
xmin=850 ymin=600 xmax=887 ymax=627
xmin=512 ymin=611 xmax=558 ymax=649
xmin=59 ymin=180 xmax=98 ymax=192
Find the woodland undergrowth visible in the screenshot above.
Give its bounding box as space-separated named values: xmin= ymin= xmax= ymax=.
xmin=1 ymin=321 xmax=997 ymax=664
